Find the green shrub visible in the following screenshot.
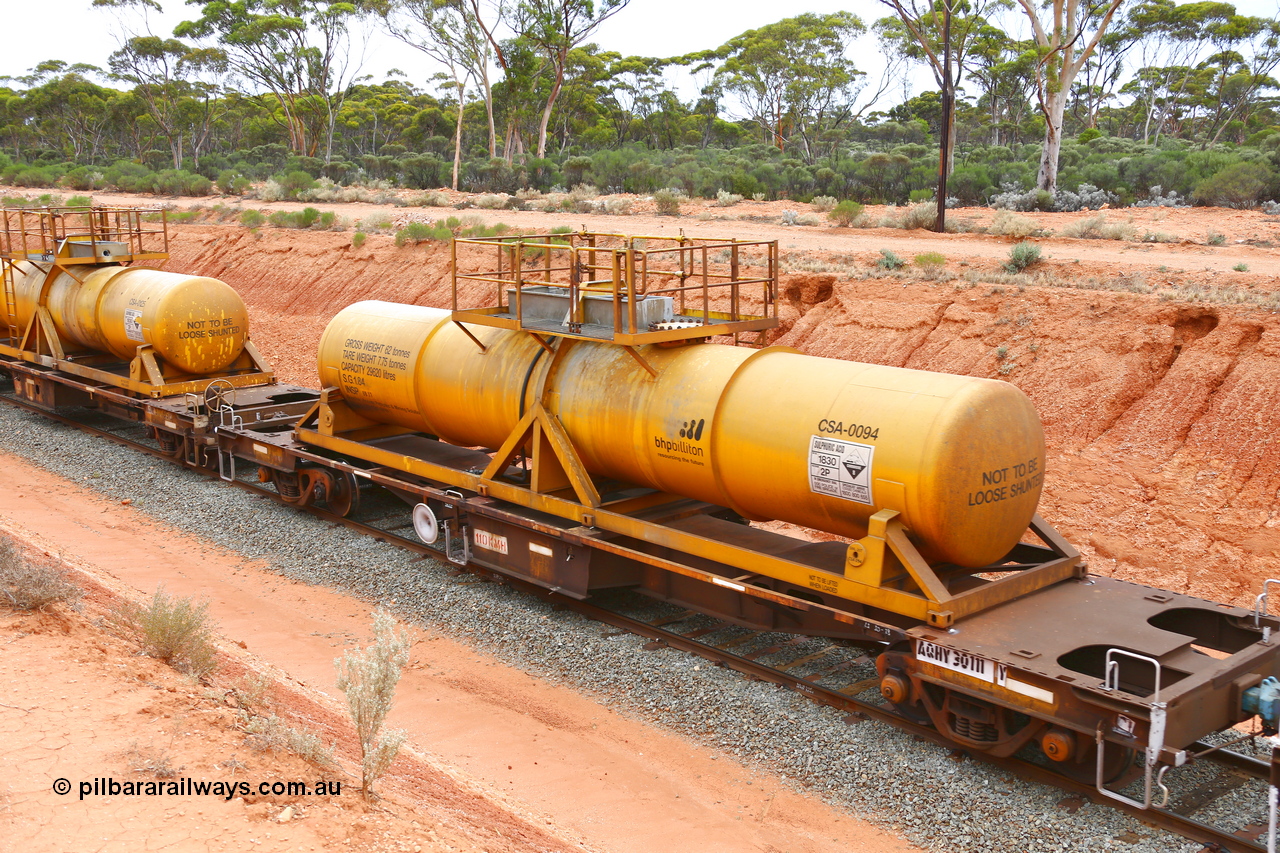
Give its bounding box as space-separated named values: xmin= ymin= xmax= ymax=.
xmin=240 ymin=209 xmax=265 ymax=228
xmin=1206 ymin=230 xmax=1226 ymax=246
xmin=1192 ymin=162 xmax=1273 ymax=208
xmin=66 ymin=195 xmax=92 ymax=207
xmin=351 ymin=231 xmax=367 ymax=248
xmin=319 ymin=210 xmax=337 ymax=229
xmin=113 ymin=585 xmax=217 ymax=679
xmin=1234 ymin=262 xmax=1250 ymax=272
xmin=12 ymin=167 xmax=55 ymax=188
xmin=278 ymin=170 xmax=317 ymax=200
xmin=875 ymin=249 xmax=905 ymax=270
xmin=217 ymin=170 xmax=251 ymax=195
xmin=1005 ymin=241 xmax=1042 ymax=272
xmin=61 ymin=166 xmax=105 ymax=191
xmin=395 ymin=221 xmax=449 ymax=246
xmin=914 ymin=252 xmax=946 ymax=272
xmin=829 ymin=200 xmax=865 ymax=227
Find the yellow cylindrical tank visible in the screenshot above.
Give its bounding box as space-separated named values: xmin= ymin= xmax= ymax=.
xmin=2 ymin=261 xmax=250 ymax=375
xmin=318 ymin=300 xmax=1046 ymax=567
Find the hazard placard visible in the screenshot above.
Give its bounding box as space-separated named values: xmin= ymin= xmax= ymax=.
xmin=808 ymin=435 xmax=874 ymax=505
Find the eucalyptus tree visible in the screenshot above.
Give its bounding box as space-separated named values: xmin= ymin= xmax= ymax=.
xmin=511 ymin=0 xmax=632 ymax=159
xmin=1119 ymin=0 xmax=1237 ymax=143
xmin=1015 ymin=0 xmax=1127 ymax=193
xmin=176 ymin=0 xmax=370 ymax=160
xmin=877 ymin=0 xmax=1005 ymax=228
xmin=5 ymin=63 xmax=119 ymax=161
xmin=373 ymin=0 xmax=490 ymax=187
xmin=698 ymin=12 xmax=866 ymax=160
xmin=1195 ymin=16 xmax=1280 ymax=144
xmin=104 ymin=36 xmax=228 ymax=168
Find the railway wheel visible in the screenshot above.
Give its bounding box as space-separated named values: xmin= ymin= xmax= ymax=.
xmin=876 ymin=646 xmax=933 ymax=726
xmin=412 ymin=503 xmax=440 ymax=545
xmin=326 ymin=469 xmax=361 ymax=518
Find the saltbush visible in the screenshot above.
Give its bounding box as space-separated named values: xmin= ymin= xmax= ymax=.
xmin=876 ymin=249 xmax=905 ymax=270
xmin=1005 ymin=242 xmax=1042 ymax=272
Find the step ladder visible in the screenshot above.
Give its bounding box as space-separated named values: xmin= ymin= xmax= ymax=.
xmin=2 ymin=259 xmax=18 ymax=345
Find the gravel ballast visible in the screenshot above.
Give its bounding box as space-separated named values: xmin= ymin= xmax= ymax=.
xmin=0 ymin=396 xmax=1263 ymax=853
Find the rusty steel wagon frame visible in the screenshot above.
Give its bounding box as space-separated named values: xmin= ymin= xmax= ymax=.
xmin=0 ymin=207 xmax=273 ymax=398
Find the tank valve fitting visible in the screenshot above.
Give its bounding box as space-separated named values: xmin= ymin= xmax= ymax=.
xmin=1243 ymin=677 xmax=1280 ymax=735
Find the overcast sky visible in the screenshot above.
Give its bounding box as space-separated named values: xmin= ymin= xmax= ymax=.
xmin=4 ymin=0 xmax=1277 ymax=108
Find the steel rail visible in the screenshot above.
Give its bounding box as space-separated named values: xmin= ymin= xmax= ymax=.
xmin=0 ymin=385 xmax=1269 ymax=852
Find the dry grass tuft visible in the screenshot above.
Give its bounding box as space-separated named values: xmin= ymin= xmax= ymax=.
xmin=0 ymin=536 xmax=80 ymax=612
xmin=1060 ymin=213 xmax=1135 ymax=241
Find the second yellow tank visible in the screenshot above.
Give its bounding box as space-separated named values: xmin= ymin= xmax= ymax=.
xmin=318 ymin=300 xmax=1046 ymax=567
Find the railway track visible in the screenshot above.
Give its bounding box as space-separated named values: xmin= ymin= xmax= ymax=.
xmin=2 ymin=384 xmax=1276 ymax=852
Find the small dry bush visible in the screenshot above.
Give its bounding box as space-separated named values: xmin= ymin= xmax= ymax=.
xmin=989 ymin=210 xmax=1040 ymax=238
xmin=357 ymin=214 xmax=395 ymax=233
xmin=244 ymin=714 xmax=337 ymax=768
xmin=474 ymin=193 xmax=512 ymax=210
xmin=715 ymin=189 xmax=743 ymax=207
xmin=653 ymin=188 xmax=685 ymax=216
xmin=810 ymin=195 xmax=838 ymax=212
xmin=336 ymin=611 xmax=410 ymax=800
xmin=114 ymin=585 xmax=217 ymax=679
xmin=410 ymin=191 xmax=450 ymax=207
xmin=901 ymin=203 xmax=939 ymax=230
xmin=603 ymin=196 xmax=633 ymax=215
xmin=126 ymin=741 xmax=179 ymax=778
xmin=0 ymin=536 xmax=80 ymax=611
xmin=1060 ymin=213 xmax=1134 ymax=241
